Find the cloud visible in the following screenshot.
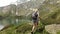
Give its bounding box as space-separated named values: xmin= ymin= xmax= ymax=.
xmin=0 ymin=0 xmax=17 ymax=7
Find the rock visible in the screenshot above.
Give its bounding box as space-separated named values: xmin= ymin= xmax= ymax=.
xmin=0 ymin=25 xmax=4 ymax=30
xmin=45 ymin=24 xmax=60 ymax=34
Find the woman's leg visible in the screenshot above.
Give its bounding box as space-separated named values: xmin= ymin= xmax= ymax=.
xmin=31 ymin=23 xmax=35 ymax=34
xmin=31 ymin=22 xmax=38 ymax=33
xmin=34 ymin=22 xmax=38 ymax=32
xmin=31 ymin=23 xmax=35 ymax=32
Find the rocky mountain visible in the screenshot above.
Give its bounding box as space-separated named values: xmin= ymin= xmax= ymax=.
xmin=0 ymin=0 xmax=60 ymax=24
xmin=0 ymin=0 xmax=45 ymax=16
xmin=0 ymin=4 xmax=16 ymax=17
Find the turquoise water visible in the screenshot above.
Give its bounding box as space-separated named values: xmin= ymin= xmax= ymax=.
xmin=0 ymin=17 xmax=31 ymax=30
xmin=0 ymin=17 xmax=31 ymax=25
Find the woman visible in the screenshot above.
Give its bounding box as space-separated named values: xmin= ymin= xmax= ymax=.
xmin=31 ymin=9 xmax=39 ymax=34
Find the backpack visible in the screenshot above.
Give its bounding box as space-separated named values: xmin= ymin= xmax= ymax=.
xmin=32 ymin=12 xmax=38 ymax=19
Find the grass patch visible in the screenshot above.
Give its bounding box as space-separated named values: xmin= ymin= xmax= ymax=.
xmin=0 ymin=21 xmax=50 ymax=34
xmin=57 ymin=31 xmax=60 ymax=34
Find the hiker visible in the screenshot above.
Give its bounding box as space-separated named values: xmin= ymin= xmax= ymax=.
xmin=31 ymin=9 xmax=40 ymax=34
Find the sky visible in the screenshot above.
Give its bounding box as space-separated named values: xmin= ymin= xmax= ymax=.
xmin=0 ymin=0 xmax=30 ymax=7
xmin=0 ymin=0 xmax=17 ymax=7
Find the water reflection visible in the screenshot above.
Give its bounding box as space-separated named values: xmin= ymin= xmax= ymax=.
xmin=0 ymin=17 xmax=31 ymax=30
xmin=0 ymin=18 xmax=19 ymax=25
xmin=16 ymin=18 xmax=19 ymax=24
xmin=0 ymin=18 xmax=19 ymax=30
